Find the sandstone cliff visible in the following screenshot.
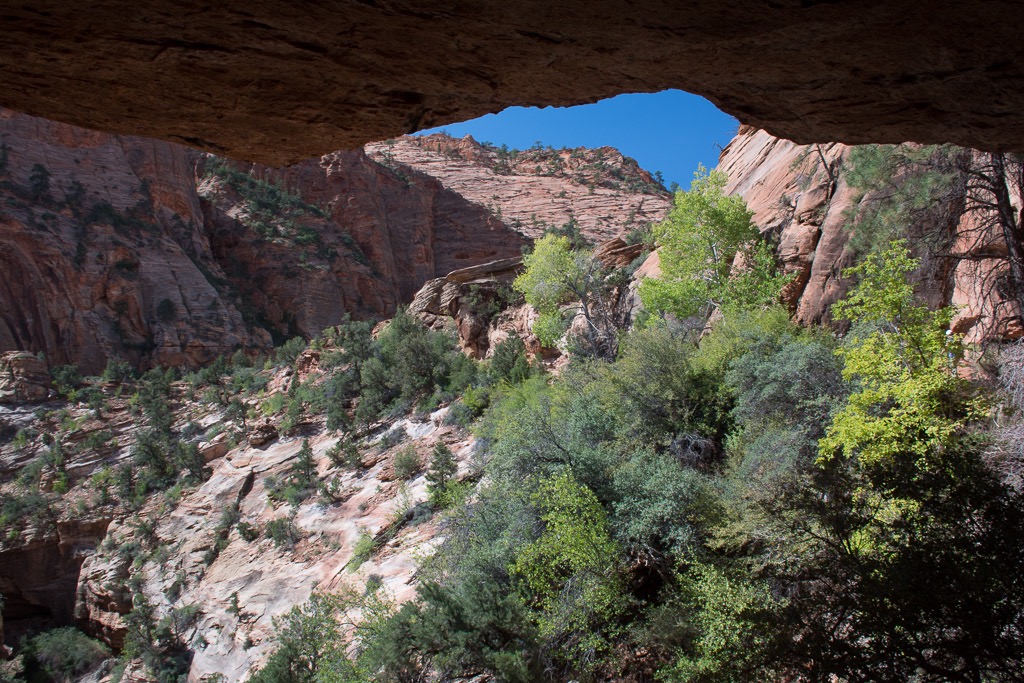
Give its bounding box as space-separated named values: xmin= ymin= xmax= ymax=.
xmin=1 ymin=112 xmax=677 ymax=374
xmin=0 ymin=109 xmax=530 ymax=372
xmin=200 ymin=145 xmax=526 ymax=326
xmin=0 ymin=109 xmax=264 ymax=373
xmin=370 ymin=134 xmax=671 ymax=244
xmin=718 ymin=126 xmax=1022 ymax=343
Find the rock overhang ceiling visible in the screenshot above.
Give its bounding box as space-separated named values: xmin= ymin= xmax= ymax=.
xmin=2 ymin=0 xmax=1023 ymax=165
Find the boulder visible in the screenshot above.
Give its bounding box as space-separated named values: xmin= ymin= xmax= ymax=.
xmin=0 ymin=352 xmax=49 ymax=404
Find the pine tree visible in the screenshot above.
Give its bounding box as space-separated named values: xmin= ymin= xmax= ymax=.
xmin=293 ymin=439 xmax=317 ymax=489
xmin=426 ymin=442 xmax=457 ymax=507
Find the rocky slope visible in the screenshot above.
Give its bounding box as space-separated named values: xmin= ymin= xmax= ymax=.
xmin=719 ymin=125 xmax=1023 ymax=343
xmin=0 ymin=346 xmax=478 ymax=680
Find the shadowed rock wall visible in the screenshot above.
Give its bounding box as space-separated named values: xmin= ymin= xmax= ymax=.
xmin=2 ymin=1 xmax=1022 ymax=164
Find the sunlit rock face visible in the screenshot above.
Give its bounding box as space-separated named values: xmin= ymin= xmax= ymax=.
xmin=0 ymin=349 xmax=479 ymax=678
xmin=2 ymin=2 xmax=1022 ymax=164
xmin=719 ymin=126 xmax=1023 ymax=343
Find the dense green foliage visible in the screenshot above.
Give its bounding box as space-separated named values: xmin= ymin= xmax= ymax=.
xmin=639 ymin=167 xmax=788 ymax=321
xmin=19 ymin=627 xmax=109 ymax=682
xmin=845 ymin=143 xmax=1024 ymax=322
xmin=252 ymin=230 xmax=1024 ymax=682
xmin=320 ymin=308 xmax=477 ymax=426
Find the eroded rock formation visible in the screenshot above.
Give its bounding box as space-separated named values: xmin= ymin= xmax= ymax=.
xmin=411 ymin=237 xmax=649 ymax=360
xmin=371 ymin=135 xmax=671 ymax=244
xmin=2 ymin=2 xmax=1023 ymax=164
xmin=0 ymin=110 xmax=677 ymax=372
xmin=0 ymin=353 xmax=50 ymax=404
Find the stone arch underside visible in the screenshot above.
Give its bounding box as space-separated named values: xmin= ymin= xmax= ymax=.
xmin=2 ymin=0 xmax=1023 ymax=165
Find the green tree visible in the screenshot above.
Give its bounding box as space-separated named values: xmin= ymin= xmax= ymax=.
xmin=660 ymin=561 xmax=780 ymax=683
xmin=511 ymin=472 xmax=625 ymax=664
xmin=29 ymin=163 xmax=51 ymax=200
xmin=639 ymin=166 xmax=786 ymax=321
xmin=964 ymin=152 xmax=1024 ymax=321
xmin=268 ymin=439 xmax=318 ymax=505
xmin=355 ymin=308 xmax=476 ymax=422
xmin=294 ymin=439 xmax=317 ymax=488
xmin=21 ymin=627 xmax=109 ymax=683
xmin=820 ymin=240 xmax=975 ymax=472
xmin=844 ymin=143 xmax=966 ymax=257
xmin=488 ymin=334 xmax=532 ymax=385
xmin=513 ymin=234 xmax=622 ymax=359
xmin=250 ymin=591 xmax=356 ymax=683
xmin=845 ymin=144 xmax=1024 ymax=332
xmin=426 ymin=442 xmax=458 ymax=508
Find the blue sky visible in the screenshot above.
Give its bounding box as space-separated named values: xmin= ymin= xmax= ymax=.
xmin=416 ymin=89 xmax=739 ymax=191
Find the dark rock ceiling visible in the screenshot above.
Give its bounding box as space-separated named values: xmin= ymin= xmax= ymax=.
xmin=2 ymin=1 xmax=1022 ymax=165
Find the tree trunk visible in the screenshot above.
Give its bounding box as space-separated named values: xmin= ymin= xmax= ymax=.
xmin=988 ymin=153 xmax=1024 ymax=319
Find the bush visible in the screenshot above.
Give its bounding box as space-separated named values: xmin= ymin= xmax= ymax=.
xmin=607 ymin=324 xmax=732 ymax=451
xmin=102 ymin=356 xmax=136 ymax=382
xmin=377 ymin=425 xmax=406 ymax=450
xmin=327 ymin=434 xmax=362 ymax=469
xmin=266 ymin=517 xmax=302 ymax=549
xmin=262 ymin=392 xmax=286 ymax=416
xmin=392 ymin=445 xmax=421 ymax=480
xmin=610 ymin=450 xmax=718 ymax=561
xmin=237 ymin=521 xmax=262 ymax=542
xmin=23 ymin=627 xmax=110 ymax=682
xmin=0 ymin=491 xmax=53 ymax=533
xmin=488 ymin=334 xmax=532 ymax=385
xmin=50 ymin=364 xmax=81 ymax=396
xmin=349 ymin=529 xmax=376 ymax=568
xmin=354 ymin=308 xmax=478 ymax=423
xmin=443 ymin=399 xmax=477 ymax=428
xmin=275 ymin=336 xmax=307 ymax=366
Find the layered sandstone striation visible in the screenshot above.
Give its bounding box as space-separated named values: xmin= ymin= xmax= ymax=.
xmin=2 ymin=2 xmax=1023 ymax=164
xmin=410 ymin=257 xmax=527 ymax=359
xmin=371 ymin=134 xmax=671 ymax=244
xmin=0 ymin=353 xmax=50 ymax=404
xmin=0 ymin=109 xmax=263 ymax=373
xmin=203 ymin=144 xmax=526 ymax=318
